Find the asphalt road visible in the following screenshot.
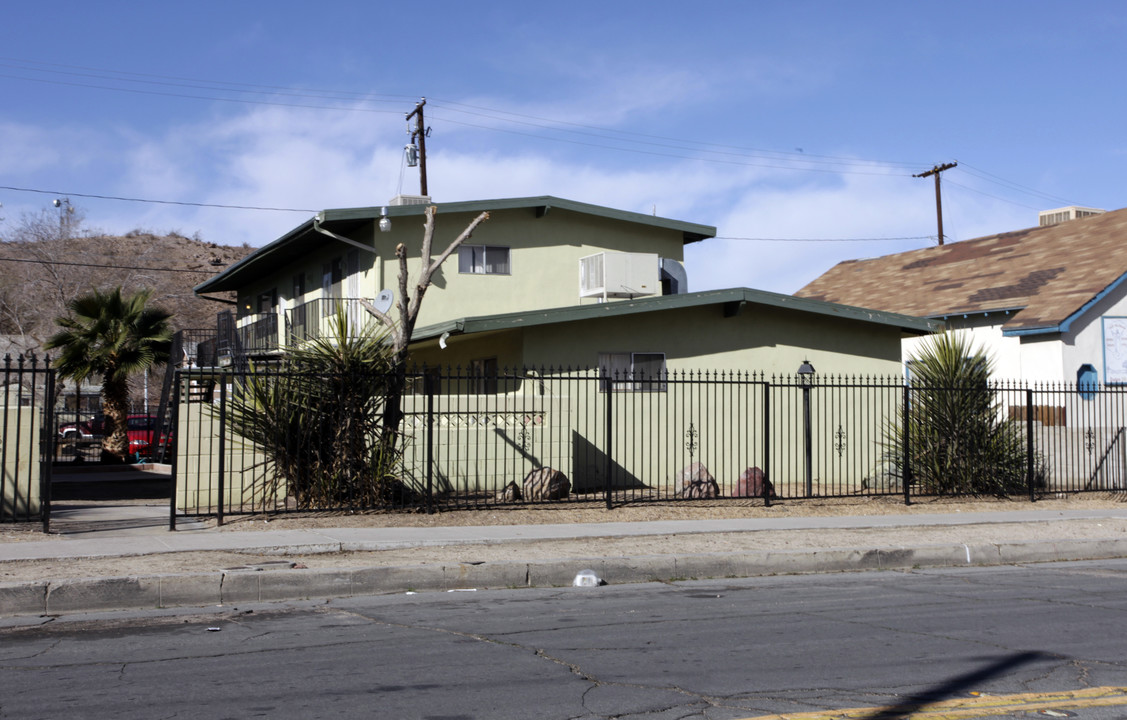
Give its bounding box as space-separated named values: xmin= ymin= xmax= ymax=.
xmin=2 ymin=560 xmax=1126 ymax=719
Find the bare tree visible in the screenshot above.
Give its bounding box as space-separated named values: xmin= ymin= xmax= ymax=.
xmin=360 ymin=205 xmax=490 ymax=450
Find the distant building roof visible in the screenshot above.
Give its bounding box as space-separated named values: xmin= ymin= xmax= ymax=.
xmin=796 ymin=207 xmax=1127 ymax=336
xmin=196 ymin=196 xmax=716 ymax=295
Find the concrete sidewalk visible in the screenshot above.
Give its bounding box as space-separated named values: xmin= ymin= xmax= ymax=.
xmin=4 ymin=506 xmax=1127 ymax=619
xmin=8 ymin=507 xmax=1127 ymax=561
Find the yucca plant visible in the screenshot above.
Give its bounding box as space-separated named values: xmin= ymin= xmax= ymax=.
xmin=220 ymin=307 xmax=411 ymax=509
xmin=888 ymin=331 xmax=1027 ymax=496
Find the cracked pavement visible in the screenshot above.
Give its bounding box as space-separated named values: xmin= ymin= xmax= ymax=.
xmin=2 ymin=560 xmax=1126 ymax=719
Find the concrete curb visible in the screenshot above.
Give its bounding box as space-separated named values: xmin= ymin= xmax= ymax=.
xmin=4 ymin=537 xmax=1127 ymax=617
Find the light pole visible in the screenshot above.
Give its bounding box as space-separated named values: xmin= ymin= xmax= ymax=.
xmin=797 ymin=359 xmax=816 ymax=497
xmin=53 ymin=198 xmax=74 ymax=239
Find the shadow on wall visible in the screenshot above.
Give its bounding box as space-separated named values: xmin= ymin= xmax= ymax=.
xmin=572 ymin=431 xmax=645 ymax=493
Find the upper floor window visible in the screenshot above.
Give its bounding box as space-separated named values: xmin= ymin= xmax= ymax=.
xmin=256 ymin=288 xmax=277 ymax=315
xmin=459 ymin=245 xmax=510 ymax=275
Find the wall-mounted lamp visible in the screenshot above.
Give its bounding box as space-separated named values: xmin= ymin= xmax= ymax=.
xmin=378 ymin=207 xmax=391 ymax=233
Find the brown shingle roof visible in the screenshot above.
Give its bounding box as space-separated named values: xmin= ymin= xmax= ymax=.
xmin=796 ymin=207 xmax=1127 ymax=333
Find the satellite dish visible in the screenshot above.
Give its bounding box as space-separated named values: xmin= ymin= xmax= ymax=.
xmin=374 ymin=289 xmax=394 ymax=314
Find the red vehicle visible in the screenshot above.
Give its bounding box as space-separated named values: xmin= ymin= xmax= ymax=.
xmin=58 ymin=414 xmax=170 ymax=459
xmin=125 ymin=415 xmax=173 ymax=460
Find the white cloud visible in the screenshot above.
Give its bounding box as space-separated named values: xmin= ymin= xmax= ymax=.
xmin=1 ymin=102 xmax=1040 ymax=302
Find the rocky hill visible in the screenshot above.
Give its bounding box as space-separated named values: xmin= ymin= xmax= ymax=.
xmin=0 ymin=230 xmax=253 ymax=355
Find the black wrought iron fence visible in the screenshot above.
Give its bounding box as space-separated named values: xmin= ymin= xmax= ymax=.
xmin=164 ymin=365 xmax=1127 ymax=526
xmin=8 ymin=357 xmax=1124 ymax=527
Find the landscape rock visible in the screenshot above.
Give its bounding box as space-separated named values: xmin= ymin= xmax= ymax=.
xmin=495 ymin=481 xmax=522 ymax=502
xmin=677 ymin=462 xmax=714 ymax=490
xmin=678 ymin=478 xmax=720 ymax=499
xmin=733 ymin=467 xmax=775 ymax=498
xmin=676 ymin=462 xmax=719 ymax=498
xmin=523 ymin=468 xmax=570 ymax=501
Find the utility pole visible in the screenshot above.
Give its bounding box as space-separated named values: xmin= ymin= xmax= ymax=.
xmin=406 ymin=98 xmax=429 ymax=197
xmin=913 ymin=162 xmax=957 ymax=245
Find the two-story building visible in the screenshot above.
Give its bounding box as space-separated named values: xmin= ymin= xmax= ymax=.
xmin=194 ymin=195 xmax=936 ymax=379
xmin=180 ymin=195 xmax=941 ymax=507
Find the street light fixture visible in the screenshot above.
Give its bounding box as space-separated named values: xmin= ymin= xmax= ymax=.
xmin=798 ymin=359 xmax=816 ymax=497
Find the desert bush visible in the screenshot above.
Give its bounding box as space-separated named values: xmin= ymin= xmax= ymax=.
xmin=888 ymin=332 xmax=1028 ymax=496
xmin=220 ymin=308 xmax=411 ymax=508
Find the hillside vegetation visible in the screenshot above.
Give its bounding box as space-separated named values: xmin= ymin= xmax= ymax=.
xmin=0 ymin=208 xmax=252 ymax=356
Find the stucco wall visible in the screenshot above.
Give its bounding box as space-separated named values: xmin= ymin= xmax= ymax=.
xmin=415 ymin=301 xmax=906 ymax=378
xmin=236 ymin=205 xmax=688 ymax=340
xmin=174 ymin=387 xmax=274 ymax=513
xmin=1 ymin=407 xmax=41 ymax=521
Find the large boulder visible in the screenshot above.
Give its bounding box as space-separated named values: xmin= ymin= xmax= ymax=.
xmin=677 ymin=461 xmax=713 ymax=489
xmin=523 ymin=467 xmax=570 ymax=501
xmin=676 ymin=462 xmax=719 ymax=499
xmin=733 ymin=466 xmax=775 ymax=498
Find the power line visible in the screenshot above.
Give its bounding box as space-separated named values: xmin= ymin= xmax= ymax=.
xmin=0 ymin=56 xmax=1085 ymax=209
xmin=0 ymin=58 xmax=924 ymax=176
xmin=943 ymin=179 xmax=1041 ymax=211
xmin=954 ymin=162 xmax=1080 ymax=207
xmin=1 ymin=57 xmax=925 ymax=171
xmin=0 ymin=256 xmax=225 ymax=274
xmin=0 ymin=71 xmax=406 ymax=117
xmin=0 ymin=185 xmax=314 ymax=212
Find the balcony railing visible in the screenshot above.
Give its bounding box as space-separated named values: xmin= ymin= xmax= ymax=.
xmin=287 ymin=298 xmax=374 ymax=344
xmin=238 ymin=312 xmax=280 ymax=354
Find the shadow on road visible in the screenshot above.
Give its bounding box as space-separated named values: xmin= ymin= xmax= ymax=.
xmin=861 ymin=650 xmax=1052 ymax=719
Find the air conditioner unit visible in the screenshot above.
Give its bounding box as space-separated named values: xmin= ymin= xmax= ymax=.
xmin=1038 ymin=206 xmax=1105 ymax=227
xmin=389 ymin=194 xmax=432 ymax=206
xmin=579 ymin=252 xmax=659 ymax=300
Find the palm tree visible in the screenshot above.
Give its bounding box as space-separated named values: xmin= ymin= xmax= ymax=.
xmin=45 ymin=287 xmax=173 ymax=462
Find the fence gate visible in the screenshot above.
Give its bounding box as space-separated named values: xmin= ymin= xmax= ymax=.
xmin=1 ymin=354 xmax=55 ymax=529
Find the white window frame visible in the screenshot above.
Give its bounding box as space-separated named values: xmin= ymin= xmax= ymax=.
xmin=458 ymin=245 xmax=511 ymax=275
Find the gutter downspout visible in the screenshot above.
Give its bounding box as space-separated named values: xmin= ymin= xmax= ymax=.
xmin=312 ymin=214 xmax=378 ymax=255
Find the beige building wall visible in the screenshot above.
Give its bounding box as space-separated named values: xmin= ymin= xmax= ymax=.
xmin=1 ymin=407 xmax=41 ymax=520
xmin=235 ymin=206 xmax=688 ymax=343
xmin=174 ymin=385 xmax=274 ymax=513
xmin=401 ymin=303 xmax=908 ymax=498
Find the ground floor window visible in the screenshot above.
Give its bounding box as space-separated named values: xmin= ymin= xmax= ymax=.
xmin=599 ymin=352 xmax=666 ymax=392
xmin=471 ymin=357 xmax=499 ymax=394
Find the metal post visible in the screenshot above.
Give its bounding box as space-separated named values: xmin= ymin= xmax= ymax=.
xmin=1027 ymin=387 xmax=1036 ymax=502
xmin=41 ymin=361 xmax=55 ymax=534
xmin=803 ymin=383 xmax=813 ymax=498
xmin=169 ymin=369 xmax=182 ymax=530
xmin=902 ymin=383 xmax=912 ymax=506
xmin=604 ymin=378 xmax=613 ymax=510
xmin=217 ymin=377 xmax=227 ymax=527
xmin=763 ymin=381 xmax=771 ymax=508
xmin=425 ymin=370 xmax=435 ymax=514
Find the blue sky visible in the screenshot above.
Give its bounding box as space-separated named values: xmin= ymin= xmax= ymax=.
xmin=2 ymin=2 xmax=1124 ymax=294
